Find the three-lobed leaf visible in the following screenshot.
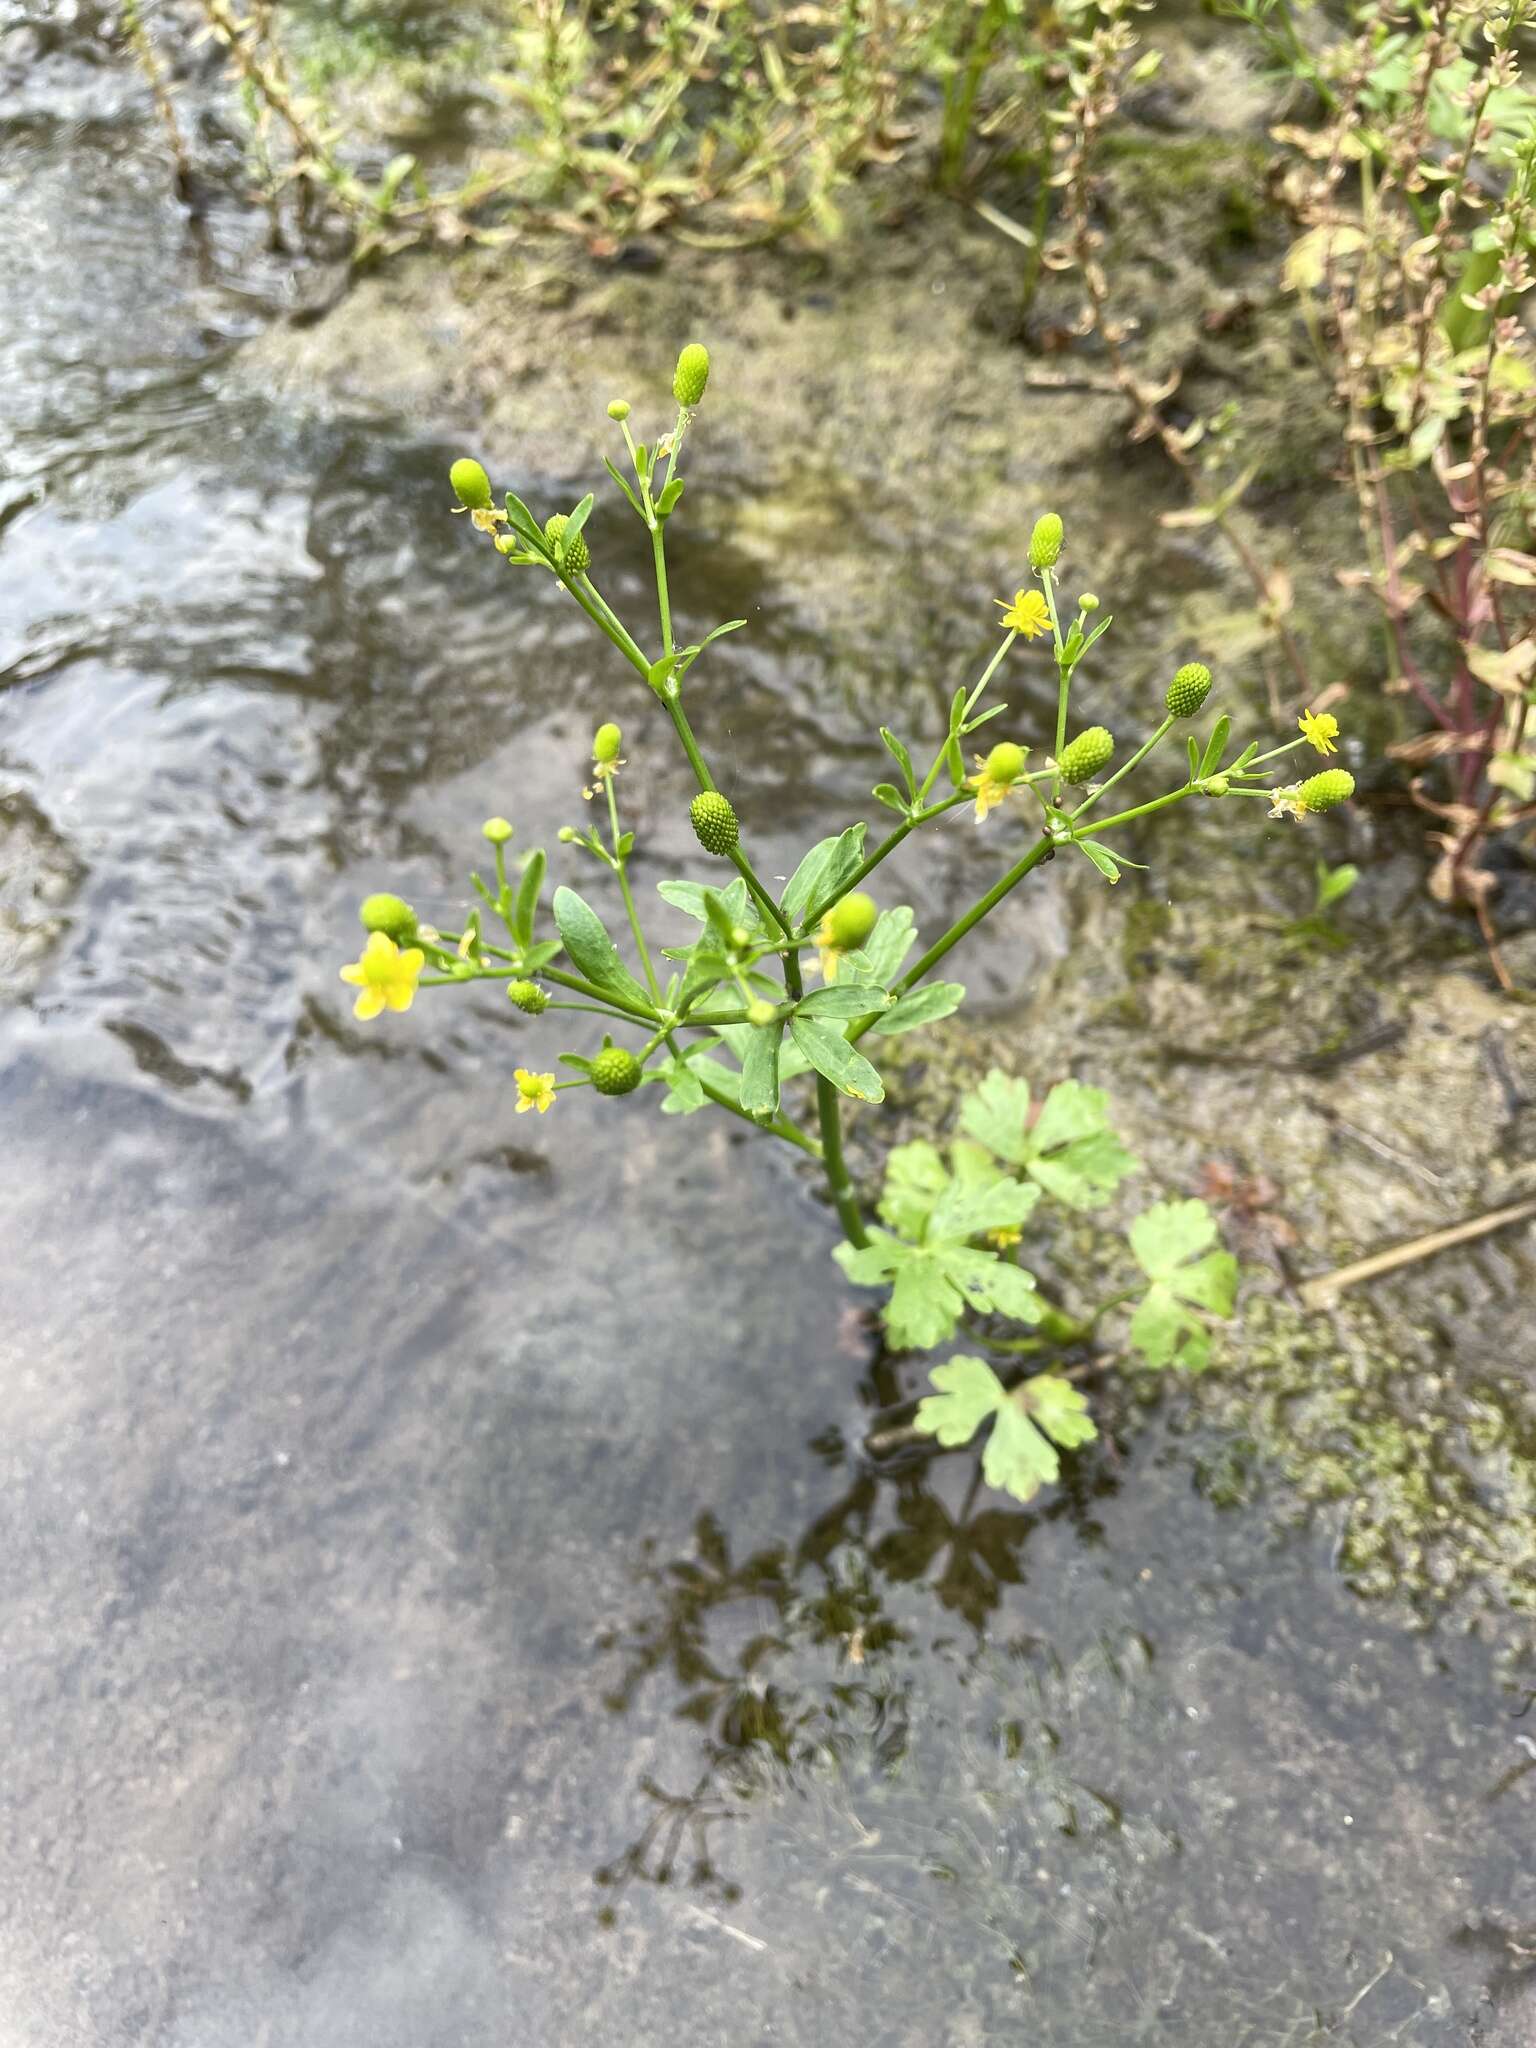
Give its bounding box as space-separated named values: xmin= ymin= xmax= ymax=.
xmin=959 ymin=1069 xmax=1137 ymax=1210
xmin=1126 ymin=1198 xmax=1239 ymax=1372
xmin=914 ymin=1357 xmax=1097 ymax=1503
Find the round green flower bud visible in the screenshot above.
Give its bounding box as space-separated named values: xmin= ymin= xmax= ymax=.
xmin=689 ymin=790 xmax=739 ymax=855
xmin=1203 ymin=773 xmax=1230 ymax=797
xmin=544 ymin=513 xmax=589 ymax=578
xmin=593 ymin=722 xmax=622 ymax=763
xmin=1299 ymin=768 xmax=1355 ymax=813
xmin=606 ymin=400 xmax=630 ymax=421
xmin=730 ymin=925 xmax=752 ymax=949
xmin=1165 ymin=662 xmax=1214 ymax=720
xmin=558 ymin=826 xmax=577 ymax=843
xmin=507 ymin=980 xmax=548 ymax=1014
xmin=1058 ymin=726 xmax=1114 ymax=785
xmin=826 ymin=891 xmax=878 ymax=951
xmin=359 ymin=892 xmax=418 ymax=942
xmin=450 ymin=458 xmax=493 ymax=511
xmin=673 ymin=343 xmax=711 ymax=408
xmin=1078 ymin=593 xmax=1100 ymax=612
xmin=1028 ymin=513 xmax=1064 ymax=572
xmin=482 ymin=816 xmax=514 ymax=844
xmin=985 ymin=741 xmax=1027 ymax=786
xmin=591 ymin=1046 xmax=643 ymax=1097
xmin=746 ymin=998 xmax=777 ymax=1028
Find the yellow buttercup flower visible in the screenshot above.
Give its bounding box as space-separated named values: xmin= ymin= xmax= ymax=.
xmin=997 ymin=588 xmax=1051 ymax=639
xmin=986 ymin=1225 xmax=1023 ymax=1251
xmin=967 ymin=741 xmax=1028 ymax=822
xmin=339 ymin=931 xmax=425 ymax=1021
xmin=1298 ymin=707 xmax=1340 ymax=755
xmin=515 ymin=1068 xmax=556 ymax=1115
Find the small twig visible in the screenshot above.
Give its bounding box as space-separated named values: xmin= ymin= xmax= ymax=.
xmin=1299 ymin=1196 xmax=1536 ymax=1308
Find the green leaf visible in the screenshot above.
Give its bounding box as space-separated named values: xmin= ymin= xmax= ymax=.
xmin=648 ymin=655 xmax=678 ymax=691
xmin=1187 ymin=735 xmax=1202 ymax=781
xmin=832 ymin=1229 xmax=1040 ymax=1350
xmin=958 ymin=1070 xmax=1137 ymax=1211
xmin=1127 ymin=1199 xmax=1239 ymax=1372
xmin=520 ymin=939 xmax=561 ymax=972
xmin=873 ymin=782 xmax=909 ymax=814
xmin=562 ymin=492 xmax=595 ymax=543
xmin=1315 ymin=860 xmax=1359 ymax=912
xmin=914 ymin=1354 xmax=1007 ymax=1446
xmin=501 ymin=488 xmax=547 ymax=550
xmin=880 ymin=726 xmax=918 ymax=798
xmin=1076 ymin=840 xmax=1123 ymax=885
xmin=551 ymin=886 xmax=653 ymax=1009
xmin=602 ymin=456 xmax=645 ymax=519
xmin=658 ymin=1059 xmax=707 ymax=1115
xmin=655 ymin=476 xmax=686 ymax=518
xmin=913 ymin=1358 xmax=1097 ymax=1504
xmin=739 ymin=1020 xmax=783 ymax=1118
xmin=701 ymin=887 xmax=740 ymax=949
xmin=871 ymin=982 xmax=965 ymax=1036
xmin=782 ymin=825 xmax=868 ymax=927
xmin=1199 ymin=715 xmax=1232 ymax=779
xmin=789 ymin=1016 xmax=885 ymax=1102
xmin=658 ymin=876 xmax=754 ymax=928
xmin=511 ymin=848 xmax=546 ymax=947
xmin=877 ymin=1140 xmax=950 ymax=1238
xmin=797 ymin=983 xmax=889 ymax=1020
xmin=928 ymin=1171 xmax=1039 ymax=1245
xmin=674 ymin=619 xmax=747 ymax=678
xmin=852 ymin=906 xmax=918 ymax=988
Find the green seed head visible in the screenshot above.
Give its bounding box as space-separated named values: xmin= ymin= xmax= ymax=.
xmin=689 ymin=790 xmax=739 ymax=855
xmin=481 ymin=816 xmax=514 ymax=845
xmin=1165 ymin=662 xmax=1214 ymax=719
xmin=606 ymin=399 xmax=630 ymax=422
xmin=544 ymin=513 xmax=589 ymax=578
xmin=746 ymin=998 xmax=777 ymax=1028
xmin=593 ymin=722 xmax=622 ymax=763
xmin=358 ymin=892 xmax=418 ymax=943
xmin=673 ymin=343 xmax=711 ymax=408
xmin=591 ymin=1046 xmax=643 ymax=1097
xmin=1058 ymin=726 xmax=1114 ymax=785
xmin=1299 ymin=768 xmax=1355 ymax=813
xmin=450 ymin=458 xmax=493 ymax=511
xmin=507 ymin=980 xmax=548 ymax=1014
xmin=1028 ymin=513 xmax=1064 ymax=572
xmin=985 ymin=741 xmax=1027 ymax=786
xmin=826 ymin=891 xmax=878 ymax=951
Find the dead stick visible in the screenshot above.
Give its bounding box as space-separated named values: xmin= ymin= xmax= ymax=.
xmin=1299 ymin=1196 xmax=1536 ymax=1308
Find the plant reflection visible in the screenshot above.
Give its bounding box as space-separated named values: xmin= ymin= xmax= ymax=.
xmin=594 ymin=1390 xmax=1124 ymax=1917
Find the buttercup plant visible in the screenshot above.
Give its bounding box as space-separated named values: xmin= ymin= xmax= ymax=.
xmin=339 ymin=344 xmax=1359 ymax=1495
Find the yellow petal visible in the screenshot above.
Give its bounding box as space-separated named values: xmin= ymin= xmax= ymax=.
xmin=340 ymin=963 xmax=365 ymax=985
xmin=354 ymin=988 xmax=386 ymax=1021
xmin=383 ymin=981 xmax=415 ymax=1012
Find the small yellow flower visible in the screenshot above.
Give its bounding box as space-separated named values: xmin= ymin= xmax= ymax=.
xmin=339 ymin=931 xmax=425 ymax=1021
xmin=986 ymin=1225 xmax=1023 ymax=1251
xmin=470 ymin=505 xmax=508 ymax=536
xmin=967 ymin=741 xmax=1029 ymax=822
xmin=1298 ymin=707 xmax=1340 ymax=756
xmin=1268 ymin=784 xmax=1307 ymax=821
xmin=515 ymin=1067 xmax=556 ymax=1115
xmin=997 ymin=588 xmax=1052 ymax=639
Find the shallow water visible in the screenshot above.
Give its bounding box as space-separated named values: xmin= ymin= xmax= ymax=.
xmin=1 ymin=19 xmax=1533 ymax=2046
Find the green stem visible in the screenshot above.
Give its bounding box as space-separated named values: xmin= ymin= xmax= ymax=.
xmin=568 ymin=574 xmax=652 ymax=678
xmin=541 ymin=963 xmax=662 ymax=1024
xmin=1074 ymin=786 xmax=1197 ymax=840
xmin=849 ymin=833 xmax=1056 ymax=1042
xmin=797 ymin=791 xmax=971 ymax=936
xmin=729 ymin=845 xmax=794 ymax=941
xmin=606 ymin=776 xmax=661 ymax=1000
xmin=917 ymin=631 xmax=1018 ymax=804
xmin=1069 ymin=715 xmax=1174 ymax=821
xmin=815 ymin=1076 xmax=868 ymax=1248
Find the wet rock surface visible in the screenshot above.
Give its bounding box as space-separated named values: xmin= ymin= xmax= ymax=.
xmin=0 ymin=14 xmax=1532 ymax=2046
